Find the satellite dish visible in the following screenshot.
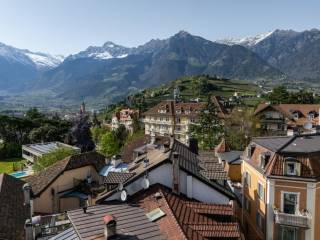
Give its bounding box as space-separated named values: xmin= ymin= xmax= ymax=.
xmin=118 ymin=182 xmax=123 ymax=191
xmin=120 ymin=190 xmax=127 ymax=202
xmin=141 ymin=177 xmax=150 ymax=190
xmin=303 ymin=122 xmax=313 ymax=130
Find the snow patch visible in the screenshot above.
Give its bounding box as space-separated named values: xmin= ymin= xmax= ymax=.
xmin=216 ymin=31 xmax=274 ymax=47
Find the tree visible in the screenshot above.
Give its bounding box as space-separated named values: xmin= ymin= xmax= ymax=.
xmin=92 ymin=112 xmax=101 ymax=127
xmin=289 ymin=90 xmax=314 ymax=104
xmin=71 ymin=114 xmax=95 ymax=152
xmin=131 ymin=113 xmax=141 ymax=133
xmin=267 ymin=86 xmax=289 ymax=104
xmin=114 ymin=124 xmax=128 ymax=147
xmin=33 ymin=148 xmax=76 ymax=172
xmin=224 ymin=108 xmax=260 ymax=150
xmin=25 ymin=107 xmax=44 ymax=120
xmin=28 ymin=124 xmax=60 ymax=143
xmin=190 ymin=95 xmax=223 ymax=149
xmin=99 ymin=132 xmax=120 ymax=157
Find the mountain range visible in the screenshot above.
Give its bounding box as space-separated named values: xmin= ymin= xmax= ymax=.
xmin=0 ymin=29 xmax=319 ymax=108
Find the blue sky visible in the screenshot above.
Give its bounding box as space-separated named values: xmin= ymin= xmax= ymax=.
xmin=0 ymin=0 xmax=319 ymax=55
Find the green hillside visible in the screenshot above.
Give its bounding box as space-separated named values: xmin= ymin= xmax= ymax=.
xmin=127 ymin=75 xmax=261 ymax=111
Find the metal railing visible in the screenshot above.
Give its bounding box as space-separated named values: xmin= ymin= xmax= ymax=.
xmin=274 ymin=209 xmax=311 ymax=228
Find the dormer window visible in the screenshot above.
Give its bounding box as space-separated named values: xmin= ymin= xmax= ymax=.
xmin=284 ymin=157 xmax=300 ymax=176
xmin=260 ymin=152 xmax=271 ymax=169
xmin=247 ymin=144 xmax=256 ymax=158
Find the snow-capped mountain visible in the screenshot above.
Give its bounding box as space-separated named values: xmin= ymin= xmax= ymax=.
xmin=0 ymin=42 xmax=63 ymax=70
xmin=216 ymin=31 xmax=274 ymax=47
xmin=23 ymin=51 xmax=64 ymax=69
xmin=66 ymin=41 xmax=130 ymax=61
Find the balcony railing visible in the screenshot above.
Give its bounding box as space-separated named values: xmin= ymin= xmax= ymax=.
xmin=274 ymin=209 xmax=311 ymax=228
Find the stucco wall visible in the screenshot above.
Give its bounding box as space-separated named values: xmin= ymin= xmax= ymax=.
xmin=33 ymin=165 xmax=100 ymax=214
xmin=105 ymin=162 xmax=230 ymax=204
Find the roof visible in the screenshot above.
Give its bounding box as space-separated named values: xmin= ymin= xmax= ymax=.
xmin=246 ymin=134 xmax=320 ymax=179
xmin=53 ymin=184 xmax=241 ymax=240
xmin=217 ymin=151 xmax=243 ymax=164
xmin=121 ymin=135 xmax=149 ymax=163
xmin=104 ymin=172 xmax=135 ymax=185
xmin=211 ymin=96 xmax=229 ymax=118
xmin=252 ymin=134 xmax=320 ymax=153
xmin=97 ymin=140 xmax=235 ymax=202
xmin=143 ymin=100 xmax=203 ymax=117
xmin=27 ymin=151 xmax=106 ymax=196
xmin=198 ymin=151 xmax=229 ymax=180
xmin=130 ymin=184 xmax=241 ymax=240
xmin=57 ymin=204 xmax=164 ymax=240
xmin=22 ymin=141 xmax=80 ymax=156
xmin=254 ymin=103 xmax=320 ymax=126
xmin=252 ymin=136 xmax=293 ymax=152
xmin=0 ymin=174 xmax=30 ymax=240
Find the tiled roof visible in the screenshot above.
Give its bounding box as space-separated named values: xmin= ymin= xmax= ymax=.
xmin=121 ymin=135 xmax=149 ymax=163
xmin=247 ymin=134 xmax=320 ymax=178
xmin=104 ymin=172 xmax=135 ymax=184
xmin=143 ymin=100 xmax=203 ymax=117
xmin=254 ymin=103 xmax=320 ymax=126
xmin=171 ymin=141 xmax=232 ymax=195
xmin=252 ymin=136 xmax=293 ymax=152
xmin=27 ymin=151 xmax=106 ymax=196
xmin=0 ymin=174 xmax=30 ymax=240
xmin=131 ymin=184 xmax=240 ymax=240
xmin=217 ymin=151 xmax=243 ymax=164
xmin=61 ymin=204 xmax=163 ymax=240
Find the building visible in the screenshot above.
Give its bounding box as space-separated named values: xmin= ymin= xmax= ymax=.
xmin=111 ymin=108 xmax=139 ymax=133
xmin=242 ymin=134 xmax=320 ymax=240
xmin=215 ymin=139 xmax=242 ymax=182
xmin=143 ymin=100 xmax=203 ymax=145
xmin=52 ymin=184 xmax=242 ymax=240
xmin=0 ymin=173 xmax=30 ymax=239
xmin=143 ymin=97 xmax=229 ymax=145
xmin=26 ymin=151 xmax=106 ymax=214
xmin=22 ymin=142 xmax=81 ymax=163
xmin=254 ymin=103 xmax=320 ymax=135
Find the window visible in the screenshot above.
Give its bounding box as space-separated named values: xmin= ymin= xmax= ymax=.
xmin=256 ymin=211 xmax=265 ymax=233
xmin=244 ymin=195 xmax=251 ymax=213
xmin=281 ymin=226 xmax=297 ymax=240
xmin=244 ymin=172 xmax=251 ymax=187
xmin=284 ymin=160 xmax=300 ymax=176
xmin=176 ymin=117 xmax=181 ymax=123
xmin=247 ymin=144 xmax=256 ymax=158
xmin=260 ymin=152 xmax=271 ymax=169
xmin=282 ymin=192 xmax=299 ymax=214
xmin=257 ymin=182 xmax=264 ymax=201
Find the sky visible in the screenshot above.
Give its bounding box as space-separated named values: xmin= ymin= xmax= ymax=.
xmin=0 ymin=0 xmax=319 ymax=56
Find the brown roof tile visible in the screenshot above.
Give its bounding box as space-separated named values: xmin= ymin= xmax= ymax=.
xmin=104 ymin=172 xmax=135 ymax=184
xmin=0 ymin=174 xmax=30 ymax=240
xmin=130 ymin=184 xmax=241 ymax=240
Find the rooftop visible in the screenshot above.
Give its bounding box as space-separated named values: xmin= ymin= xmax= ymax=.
xmin=26 ymin=151 xmax=106 ymax=196
xmin=22 ymin=141 xmax=80 ymax=156
xmin=51 ymin=184 xmax=241 ymax=240
xmin=0 ymin=174 xmax=30 ymax=240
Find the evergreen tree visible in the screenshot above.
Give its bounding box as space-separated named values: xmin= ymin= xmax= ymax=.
xmin=190 ymin=95 xmax=223 ymax=149
xmin=71 ymin=114 xmax=95 ymax=152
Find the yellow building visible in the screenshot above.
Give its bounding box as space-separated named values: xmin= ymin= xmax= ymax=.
xmin=242 ymin=135 xmax=320 ymax=240
xmin=26 ymin=152 xmax=106 ymax=214
xmin=143 ymin=100 xmax=203 ymax=145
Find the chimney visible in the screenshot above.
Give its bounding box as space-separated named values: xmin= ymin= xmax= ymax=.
xmin=103 ymin=215 xmax=117 ymax=239
xmin=172 ymin=152 xmax=180 ymax=195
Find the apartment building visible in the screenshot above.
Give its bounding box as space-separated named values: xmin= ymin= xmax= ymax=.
xmin=111 ymin=108 xmax=139 ymax=133
xmin=242 ymin=134 xmax=320 ymax=240
xmin=254 ymin=103 xmax=320 ymax=135
xmin=143 ymin=97 xmax=228 ymax=145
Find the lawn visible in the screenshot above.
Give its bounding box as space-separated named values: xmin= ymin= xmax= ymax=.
xmin=0 ymin=158 xmax=26 ymax=174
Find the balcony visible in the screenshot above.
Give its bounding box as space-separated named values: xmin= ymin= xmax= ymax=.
xmin=274 ymin=209 xmax=312 ymax=228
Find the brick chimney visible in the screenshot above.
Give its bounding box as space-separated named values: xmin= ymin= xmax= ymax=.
xmin=172 ymin=151 xmax=180 ymax=195
xmin=103 ymin=215 xmax=116 ymax=239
